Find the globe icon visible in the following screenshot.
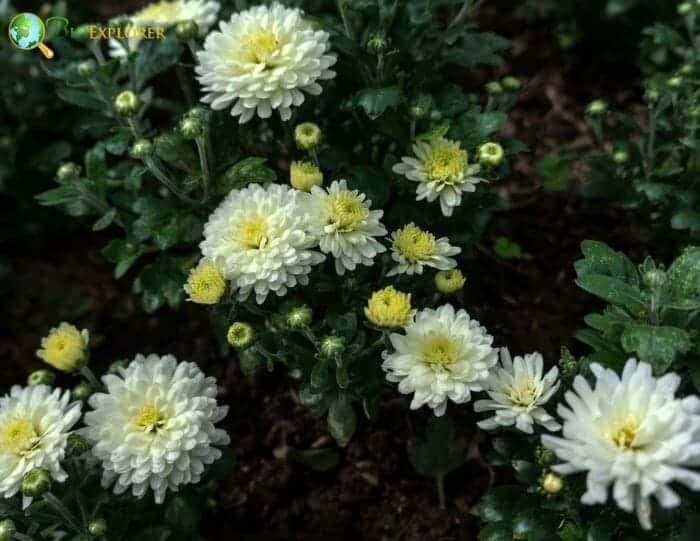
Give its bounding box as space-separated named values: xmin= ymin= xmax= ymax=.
xmin=8 ymin=12 xmax=46 ymax=50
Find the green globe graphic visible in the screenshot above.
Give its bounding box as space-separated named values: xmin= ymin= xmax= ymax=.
xmin=8 ymin=12 xmax=45 ymax=50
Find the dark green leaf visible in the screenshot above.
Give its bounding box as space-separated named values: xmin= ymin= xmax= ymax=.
xmin=327 ymin=393 xmax=357 ymax=447
xmin=355 ymin=86 xmax=403 ymax=119
xmin=408 ymin=416 xmax=464 ymax=479
xmin=620 ymin=324 xmax=692 ymax=373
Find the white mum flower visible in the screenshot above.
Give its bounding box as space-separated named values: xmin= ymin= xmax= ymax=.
xmin=387 ymin=223 xmax=460 ymax=277
xmin=0 ymin=385 xmax=81 ymax=507
xmin=542 ymin=359 xmax=700 ymax=530
xmin=474 ymin=348 xmax=560 ymax=434
xmin=392 ymin=137 xmax=486 ymax=217
xmin=109 ymin=0 xmax=220 ymax=58
xmin=83 ymin=354 xmax=230 ymax=504
xmin=308 ymin=179 xmax=387 ymax=275
xmin=382 ymin=304 xmax=498 ymax=416
xmin=196 ymin=2 xmax=337 ymax=123
xmin=200 ymin=183 xmax=324 ymax=304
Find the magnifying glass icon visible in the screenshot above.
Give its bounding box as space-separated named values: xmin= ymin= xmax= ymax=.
xmin=8 ymin=12 xmax=55 ymax=59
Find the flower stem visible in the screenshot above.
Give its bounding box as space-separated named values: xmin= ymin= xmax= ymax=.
xmin=436 ymin=475 xmax=446 ymax=509
xmin=144 ymin=157 xmax=198 ymax=205
xmin=44 ymin=492 xmax=83 ymax=533
xmin=195 ymin=136 xmax=212 ymax=200
xmin=80 ymin=366 xmax=102 ymax=391
xmin=336 ymin=0 xmax=353 ymax=39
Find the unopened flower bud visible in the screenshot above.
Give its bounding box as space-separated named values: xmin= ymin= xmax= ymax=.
xmin=130 ymin=138 xmax=153 ymax=160
xmin=27 ymin=369 xmax=55 ymax=387
xmin=88 ymin=518 xmax=108 ymax=536
xmin=77 ymin=59 xmax=96 ymax=77
xmin=366 ymin=33 xmax=389 ymax=54
xmin=408 ymin=105 xmax=428 ymax=120
xmin=21 ymin=468 xmax=52 ymax=498
xmin=435 ymin=269 xmax=466 ymax=294
xmin=542 ymin=472 xmax=563 ymax=494
xmin=678 ymin=2 xmax=692 ymax=15
xmin=37 ymin=323 xmax=89 ymax=373
xmin=108 ymin=359 xmax=128 ymax=374
xmin=613 ymin=150 xmax=629 ymax=164
xmin=320 ymin=335 xmax=345 ymax=358
xmin=294 ymin=122 xmax=322 ymax=150
xmin=72 ymin=381 xmax=93 ymax=401
xmin=178 ymin=115 xmax=205 ymax=139
xmin=485 ymin=81 xmax=503 ymax=95
xmin=429 ymin=109 xmax=443 ymax=121
xmin=56 ymin=161 xmax=81 ymax=183
xmin=668 ymin=76 xmax=683 ymax=89
xmin=66 ymin=433 xmax=90 ymax=457
xmin=643 ymin=269 xmax=667 ymax=288
xmin=478 ymin=142 xmax=505 ymax=167
xmin=586 ymin=99 xmax=607 ymax=117
xmin=681 ymin=64 xmax=694 ymax=75
xmin=114 ymin=90 xmax=141 ymax=117
xmin=535 ymin=446 xmax=556 ymax=466
xmin=0 ymin=519 xmax=16 ymax=541
xmin=175 ymin=20 xmax=199 ymax=41
xmin=645 ymin=88 xmax=660 ymax=103
xmin=502 ymin=76 xmax=521 ymax=91
xmin=226 ymin=322 xmax=255 ymax=349
xmin=286 ymin=305 xmax=312 ymax=329
xmin=290 ymin=161 xmax=323 ymax=191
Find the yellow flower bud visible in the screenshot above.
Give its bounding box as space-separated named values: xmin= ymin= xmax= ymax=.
xmin=294 ymin=122 xmax=322 ymax=150
xmin=364 ymin=286 xmax=416 ymax=328
xmin=226 ymin=322 xmax=255 ymax=349
xmin=290 ymin=161 xmax=323 ymax=191
xmin=184 ymin=260 xmax=226 ymax=305
xmin=36 ymin=322 xmax=89 ymax=373
xmin=542 ymin=473 xmax=563 ymax=494
xmin=434 ymin=269 xmax=465 ymax=294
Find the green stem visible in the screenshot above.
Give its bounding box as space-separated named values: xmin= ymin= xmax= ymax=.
xmin=44 ymin=492 xmax=83 ymax=533
xmin=436 ymin=475 xmax=446 ymax=509
xmin=144 ymin=157 xmax=197 ymax=205
xmin=647 ymin=107 xmax=656 ymax=172
xmin=127 ymin=117 xmax=142 ymax=138
xmin=195 ymin=136 xmax=211 ymax=200
xmin=447 ymin=0 xmax=472 ymax=30
xmin=87 ymin=40 xmax=106 ymax=66
xmin=75 ymin=182 xmax=126 ymax=229
xmin=336 ymin=0 xmax=353 ymax=39
xmin=80 ymin=366 xmax=102 ymax=391
xmin=175 ymin=65 xmax=194 ymax=107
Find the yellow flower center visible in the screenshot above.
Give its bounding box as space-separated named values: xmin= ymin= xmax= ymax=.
xmin=393 ymin=224 xmax=437 ymax=261
xmin=610 ymin=418 xmax=641 ymax=449
xmin=425 ymin=142 xmax=467 ymax=183
xmin=246 ymin=29 xmax=278 ymax=65
xmin=508 ymin=382 xmax=538 ymax=407
xmin=327 ymin=191 xmax=368 ymax=230
xmin=364 ymin=286 xmax=414 ymax=328
xmin=237 ymin=217 xmax=269 ymax=249
xmin=422 ymin=335 xmax=458 ymax=366
xmin=0 ymin=418 xmax=37 ymax=454
xmin=133 ymin=405 xmax=165 ymax=433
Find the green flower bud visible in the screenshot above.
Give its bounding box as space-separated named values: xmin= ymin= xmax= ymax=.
xmin=586 ymin=99 xmax=607 ymax=117
xmin=0 ymin=519 xmax=16 ymax=541
xmin=175 ymin=20 xmax=199 ymax=41
xmin=108 ymin=359 xmax=129 ymax=374
xmin=435 ymin=269 xmax=466 ymax=294
xmin=114 ymin=90 xmax=141 ymax=117
xmin=408 ymin=104 xmax=428 ymax=120
xmin=429 ymin=109 xmax=443 ymax=121
xmin=558 ymin=33 xmax=576 ymax=49
xmin=320 ymin=335 xmax=345 ymax=359
xmin=71 ymin=24 xmax=94 ymax=42
xmin=668 ymin=76 xmax=683 ymax=89
xmin=130 ymin=138 xmax=153 ymax=160
xmin=366 ymin=33 xmax=390 ymax=54
xmin=286 ymin=305 xmax=312 ymax=329
xmin=612 ymin=150 xmax=629 ymax=164
xmin=485 ymin=81 xmax=503 ymax=95
xmin=680 ymin=64 xmax=694 ymax=75
xmin=478 ymin=142 xmax=505 ymax=167
xmin=72 ymin=381 xmax=93 ymax=401
xmin=66 ymin=433 xmax=90 ymax=457
xmin=77 ymin=59 xmax=97 ymax=77
xmin=535 ymin=445 xmax=556 ymax=466
xmin=541 ymin=472 xmax=563 ymax=494
xmin=88 ymin=518 xmax=108 ymax=536
xmin=186 ymin=106 xmax=208 ymax=121
xmin=56 ymin=161 xmax=82 ymax=183
xmin=226 ymin=322 xmax=255 ymax=349
xmin=678 ymin=2 xmax=692 ymax=15
xmin=643 ymin=269 xmax=667 ymax=288
xmin=294 ymin=122 xmax=322 ymax=150
xmin=502 ymin=76 xmax=521 ymax=91
xmin=178 ymin=115 xmax=205 ymax=139
xmin=645 ymin=88 xmax=660 ymax=103
xmin=27 ymin=369 xmax=56 ymax=387
xmin=21 ymin=468 xmax=52 ymax=498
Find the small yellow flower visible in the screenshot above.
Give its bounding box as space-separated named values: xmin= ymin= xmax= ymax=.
xmin=542 ymin=472 xmax=563 ymax=494
xmin=294 ymin=122 xmax=322 ymax=150
xmin=392 ymin=223 xmax=437 ymax=261
xmin=424 ymin=138 xmax=468 ymax=183
xmin=184 ymin=260 xmax=226 ymax=305
xmin=435 ymin=269 xmax=465 ymax=294
xmin=36 ymin=322 xmax=89 ymax=373
xmin=290 ymin=161 xmax=323 ymax=191
xmin=364 ymin=286 xmax=416 ymax=328
xmin=226 ymin=322 xmax=255 ymax=349
xmin=477 ymin=142 xmax=504 ymax=167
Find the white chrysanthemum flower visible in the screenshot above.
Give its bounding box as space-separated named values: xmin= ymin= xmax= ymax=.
xmin=387 ymin=223 xmax=460 ymax=277
xmin=0 ymin=385 xmax=81 ymax=507
xmin=474 ymin=348 xmax=560 ymax=434
xmin=83 ymin=354 xmax=229 ymax=504
xmin=109 ymin=0 xmax=220 ymax=58
xmin=382 ymin=304 xmax=498 ymax=416
xmin=392 ymin=137 xmax=486 ymax=216
xmin=196 ymin=2 xmax=337 ymax=123
xmin=542 ymin=359 xmax=700 ymax=530
xmin=200 ymin=183 xmax=324 ymax=304
xmin=308 ymin=179 xmax=387 ymax=275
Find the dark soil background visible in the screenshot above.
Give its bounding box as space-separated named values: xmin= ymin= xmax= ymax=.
xmin=0 ymin=1 xmax=669 ymax=539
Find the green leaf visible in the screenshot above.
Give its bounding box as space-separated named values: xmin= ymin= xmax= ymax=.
xmin=479 ymin=524 xmax=513 ymax=541
xmin=311 ymin=360 xmax=329 ymax=388
xmin=102 ymin=239 xmax=146 ymax=279
xmin=103 ymin=131 xmax=132 ymax=155
xmin=664 ymin=247 xmax=700 ymax=304
xmin=92 ymin=209 xmax=117 ymax=231
xmin=416 ymin=121 xmax=451 ymax=141
xmin=219 ymin=157 xmax=276 ymax=192
xmin=355 ymin=86 xmax=403 ymax=119
xmin=238 ymin=348 xmax=267 ymax=375
xmin=85 ymin=145 xmax=107 ymax=185
xmin=132 ymin=255 xmax=186 ymax=312
xmin=575 ymin=274 xmax=647 ymax=315
xmin=155 ymin=132 xmax=199 ymax=174
xmin=36 ymin=185 xmax=82 ymax=206
xmin=133 ymin=36 xmax=184 ymax=90
xmin=512 ymin=509 xmax=560 ymax=541
xmin=56 ymin=88 xmax=105 ymax=110
xmin=408 ymin=416 xmax=464 ymax=480
xmin=164 ymin=494 xmax=200 ymax=536
xmin=327 ymin=393 xmax=357 ymax=447
xmin=347 ymin=165 xmax=390 ymax=207
xmin=35 ymin=141 xmax=72 ymax=173
xmin=575 ymin=241 xmax=639 ymax=285
xmin=606 ymin=0 xmax=639 ymax=17
xmin=493 ymin=236 xmax=529 ymax=260
xmin=444 ymin=33 xmax=510 ymax=67
xmin=451 ymin=110 xmax=507 ymax=148
xmin=476 ymin=485 xmax=522 ymax=523
xmin=620 ymin=324 xmax=692 ymax=373
xmin=537 ymin=153 xmax=571 ymax=192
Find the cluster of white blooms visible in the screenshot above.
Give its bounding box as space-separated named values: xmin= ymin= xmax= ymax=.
xmin=0 ymin=386 xmax=81 ymax=508
xmin=196 ymin=2 xmax=336 ymax=122
xmin=83 ymin=354 xmax=230 ymax=503
xmin=542 ymin=359 xmax=700 ymax=530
